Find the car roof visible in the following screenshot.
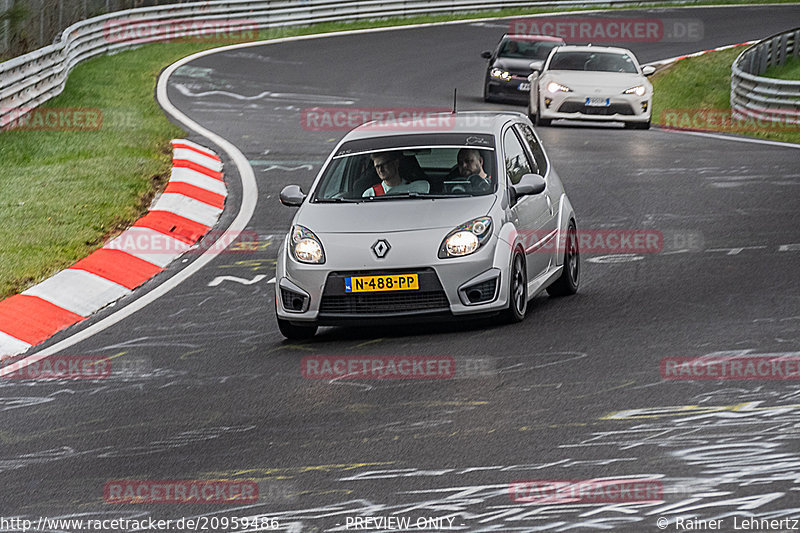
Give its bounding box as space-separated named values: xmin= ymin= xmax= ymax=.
xmin=504 ymin=34 xmax=565 ymax=43
xmin=344 ymin=111 xmax=526 ymax=140
xmin=551 ymin=45 xmax=635 ymax=54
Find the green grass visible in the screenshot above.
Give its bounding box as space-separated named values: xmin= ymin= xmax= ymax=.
xmin=0 ymin=44 xmax=202 ymax=298
xmin=2 ymin=4 xmax=800 ymax=298
xmin=650 ymin=46 xmax=800 ymax=144
xmin=763 ymin=55 xmax=800 ymax=80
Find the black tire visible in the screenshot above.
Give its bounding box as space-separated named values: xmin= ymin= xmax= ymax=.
xmin=504 ymin=251 xmax=528 ymax=323
xmin=625 ymin=120 xmax=650 ymax=130
xmin=527 ymin=105 xmax=536 ymax=123
xmin=535 ymin=113 xmax=551 ymax=127
xmin=547 ymin=220 xmax=580 ymax=297
xmin=483 ymin=79 xmax=493 ymax=102
xmin=277 ymin=317 xmax=318 ymax=340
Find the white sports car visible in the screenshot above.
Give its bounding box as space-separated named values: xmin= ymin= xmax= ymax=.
xmin=528 ymin=45 xmax=655 ymax=129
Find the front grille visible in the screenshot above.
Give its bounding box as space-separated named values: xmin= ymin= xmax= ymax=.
xmin=557 ymin=102 xmax=634 ymax=116
xmin=463 ymin=278 xmax=498 ymax=304
xmin=319 ymin=269 xmax=449 ymax=316
xmin=320 ymin=291 xmax=449 ymax=314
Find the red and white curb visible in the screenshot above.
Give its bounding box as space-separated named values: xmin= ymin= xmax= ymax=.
xmin=0 ymin=139 xmax=226 ymax=357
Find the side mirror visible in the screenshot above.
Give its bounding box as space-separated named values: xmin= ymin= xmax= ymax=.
xmin=529 ymin=60 xmax=544 ymax=73
xmin=642 ymin=65 xmax=656 ymax=77
xmin=481 ymin=51 xmax=492 ymax=60
xmin=280 ymin=184 xmax=306 ymax=207
xmin=511 ymin=173 xmax=546 ymax=200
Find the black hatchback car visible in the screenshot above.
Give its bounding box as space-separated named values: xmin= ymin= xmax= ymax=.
xmin=482 ymin=34 xmax=565 ymax=104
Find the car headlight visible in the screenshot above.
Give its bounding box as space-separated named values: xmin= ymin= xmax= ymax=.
xmin=546 ymin=81 xmax=572 ymax=94
xmin=439 ymin=217 xmax=492 ymax=259
xmin=623 ymin=85 xmax=646 ymax=97
xmin=289 ymin=225 xmax=325 ymax=264
xmin=490 ymin=68 xmax=512 ymax=81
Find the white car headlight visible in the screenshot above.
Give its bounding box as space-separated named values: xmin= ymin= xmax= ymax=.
xmin=290 ymin=225 xmax=325 ymax=264
xmin=490 ymin=68 xmax=512 ymax=81
xmin=439 ymin=217 xmax=492 ymax=259
xmin=546 ymin=81 xmax=572 ymax=94
xmin=623 ymin=85 xmax=646 ymax=97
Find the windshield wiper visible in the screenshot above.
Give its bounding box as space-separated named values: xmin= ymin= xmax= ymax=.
xmin=368 ymin=192 xmax=471 ymax=200
xmin=314 ymin=197 xmax=361 ymax=203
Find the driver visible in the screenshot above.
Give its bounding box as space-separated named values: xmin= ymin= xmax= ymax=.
xmin=363 ymin=151 xmax=404 ymax=197
xmin=457 ymin=148 xmax=491 ymax=185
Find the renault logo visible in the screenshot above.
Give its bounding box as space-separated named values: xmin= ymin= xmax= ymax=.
xmin=372 ymin=239 xmax=391 ymax=258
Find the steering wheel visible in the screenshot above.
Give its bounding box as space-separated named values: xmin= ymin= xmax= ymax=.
xmin=468 ymin=174 xmax=492 ymax=193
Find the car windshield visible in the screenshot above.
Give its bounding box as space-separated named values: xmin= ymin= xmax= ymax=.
xmin=312 ymin=141 xmax=497 ymax=202
xmin=499 ymin=40 xmax=561 ymax=60
xmin=548 ymin=51 xmax=638 ymax=73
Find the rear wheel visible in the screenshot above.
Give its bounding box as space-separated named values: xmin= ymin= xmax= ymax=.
xmin=504 ymin=251 xmax=528 ymax=323
xmin=277 ymin=317 xmax=318 ymax=340
xmin=547 ymin=220 xmax=580 ymax=297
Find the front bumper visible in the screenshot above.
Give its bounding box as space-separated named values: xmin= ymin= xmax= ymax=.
xmin=486 ymin=75 xmax=531 ymax=103
xmin=276 ymin=231 xmax=510 ymax=325
xmin=540 ymin=92 xmax=651 ymax=122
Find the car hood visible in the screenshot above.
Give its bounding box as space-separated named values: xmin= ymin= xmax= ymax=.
xmin=543 ymin=71 xmax=646 ymax=92
xmin=494 ymin=57 xmax=537 ymax=76
xmin=295 ymin=195 xmax=497 ymax=234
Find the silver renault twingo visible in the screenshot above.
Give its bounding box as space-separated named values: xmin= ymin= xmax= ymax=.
xmin=276 ymin=111 xmax=579 ymax=339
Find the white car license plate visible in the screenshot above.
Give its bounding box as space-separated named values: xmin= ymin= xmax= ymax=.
xmin=586 ymin=97 xmax=610 ymax=107
xmin=518 ymin=82 xmax=530 ymax=91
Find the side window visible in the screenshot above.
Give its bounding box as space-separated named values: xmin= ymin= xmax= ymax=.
xmin=503 ymin=128 xmax=533 ymax=185
xmin=515 ymin=124 xmax=548 ymax=175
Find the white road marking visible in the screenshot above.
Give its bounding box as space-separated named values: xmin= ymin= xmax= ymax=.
xmin=658 ymin=127 xmax=800 ymax=150
xmin=173 ymin=84 xmax=356 ymax=105
xmin=207 ymin=274 xmax=267 ymax=287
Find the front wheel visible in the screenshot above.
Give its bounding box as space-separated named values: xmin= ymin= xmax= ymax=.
xmin=535 ymin=113 xmax=551 ymax=127
xmin=547 ymin=220 xmax=580 ymax=297
xmin=625 ymin=120 xmax=650 ymax=130
xmin=277 ymin=317 xmax=318 ymax=340
xmin=504 ymin=251 xmax=528 ymax=323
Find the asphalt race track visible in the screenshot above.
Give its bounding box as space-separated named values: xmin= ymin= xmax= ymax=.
xmin=4 ymin=5 xmax=800 ymax=532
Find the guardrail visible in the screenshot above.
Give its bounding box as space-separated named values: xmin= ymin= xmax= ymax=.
xmin=2 ymin=0 xmax=708 ymax=128
xmin=731 ymin=27 xmax=800 ymax=125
